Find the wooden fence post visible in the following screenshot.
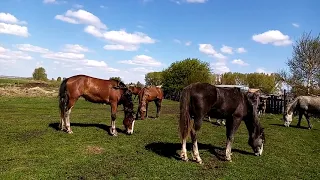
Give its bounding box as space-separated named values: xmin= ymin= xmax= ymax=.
xmin=283 ymin=89 xmax=287 ymax=114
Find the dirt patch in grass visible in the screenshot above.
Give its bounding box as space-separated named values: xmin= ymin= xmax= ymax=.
xmin=0 ymin=86 xmax=57 ymax=97
xmin=85 ymin=146 xmax=105 ymax=155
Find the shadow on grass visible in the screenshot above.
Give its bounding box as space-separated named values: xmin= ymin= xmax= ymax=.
xmin=269 ymin=123 xmax=310 ymax=129
xmin=145 ymin=142 xmax=253 ymax=161
xmin=48 ymin=122 xmax=125 ymax=135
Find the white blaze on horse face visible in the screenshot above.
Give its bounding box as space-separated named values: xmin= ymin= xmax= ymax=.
xmin=255 ymin=143 xmax=264 ymax=156
xmin=127 ymin=120 xmax=135 ymax=134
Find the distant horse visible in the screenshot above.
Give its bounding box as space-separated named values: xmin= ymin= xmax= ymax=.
xmin=58 ymin=75 xmax=135 ymax=136
xmin=136 ymin=86 xmax=164 ymax=120
xmin=257 ymin=98 xmax=267 ymax=116
xmin=128 ymin=85 xmax=142 ymax=102
xmin=179 ymin=83 xmax=265 ymax=163
xmin=283 ymin=95 xmax=320 ymax=129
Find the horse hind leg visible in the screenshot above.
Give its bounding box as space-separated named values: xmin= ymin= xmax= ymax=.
xmin=304 ymin=113 xmax=312 ymax=129
xmin=190 ymin=125 xmax=202 ymax=164
xmin=64 ymin=98 xmax=76 ymax=134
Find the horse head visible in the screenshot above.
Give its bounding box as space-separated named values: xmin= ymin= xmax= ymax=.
xmin=248 ymin=127 xmax=265 ymax=156
xmin=283 ymin=110 xmax=293 ymax=127
xmin=113 ymin=82 xmax=136 ymax=134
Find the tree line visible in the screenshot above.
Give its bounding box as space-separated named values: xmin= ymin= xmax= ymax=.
xmin=31 ymin=31 xmax=319 ymax=96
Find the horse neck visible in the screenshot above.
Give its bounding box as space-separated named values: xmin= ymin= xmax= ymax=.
xmin=245 ymin=116 xmax=261 ymax=138
xmin=286 ymin=98 xmax=298 ymax=114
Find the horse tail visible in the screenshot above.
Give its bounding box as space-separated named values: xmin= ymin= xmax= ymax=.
xmin=59 ymin=78 xmax=69 ymax=114
xmin=179 ymin=86 xmax=192 ymax=140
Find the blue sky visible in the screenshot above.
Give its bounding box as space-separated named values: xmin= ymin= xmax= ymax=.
xmin=0 ymin=0 xmax=319 ymax=84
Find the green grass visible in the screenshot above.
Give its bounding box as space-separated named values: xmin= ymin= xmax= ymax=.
xmin=0 ymin=97 xmax=319 ymax=179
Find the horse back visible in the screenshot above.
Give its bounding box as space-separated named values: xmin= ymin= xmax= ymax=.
xmin=187 ymin=83 xmax=249 ymax=119
xmin=66 ymin=75 xmax=121 ymax=103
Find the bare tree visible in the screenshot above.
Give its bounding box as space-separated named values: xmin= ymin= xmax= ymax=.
xmin=285 ymin=31 xmax=320 ymax=95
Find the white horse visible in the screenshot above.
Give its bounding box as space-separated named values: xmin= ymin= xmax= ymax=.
xmin=283 ymin=96 xmax=320 ymax=129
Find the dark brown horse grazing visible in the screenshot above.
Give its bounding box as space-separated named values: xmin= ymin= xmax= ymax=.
xmin=128 ymin=85 xmax=142 ymax=102
xmin=58 ymin=75 xmax=135 ymax=136
xmin=179 ymin=83 xmax=265 ymax=163
xmin=136 ymin=86 xmax=164 ymax=120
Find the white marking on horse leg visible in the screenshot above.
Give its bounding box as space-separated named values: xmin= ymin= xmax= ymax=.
xmin=127 ymin=120 xmax=135 ymax=134
xmin=180 ymin=138 xmax=188 ymax=161
xmin=65 ymin=108 xmax=73 ymax=134
xmin=59 ymin=116 xmax=65 ymax=131
xmin=110 ymin=120 xmax=118 ymax=136
xmin=192 ymin=140 xmax=202 ymax=164
xmin=225 ymin=141 xmax=232 ymax=162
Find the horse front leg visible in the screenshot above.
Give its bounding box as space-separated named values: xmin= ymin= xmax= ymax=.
xmin=225 ymin=117 xmax=241 ymax=162
xmin=297 ymin=112 xmax=303 ymax=127
xmin=109 ymin=102 xmax=118 ymax=136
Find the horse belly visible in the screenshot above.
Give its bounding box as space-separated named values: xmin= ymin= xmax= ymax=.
xmin=82 ymin=94 xmax=108 ymax=104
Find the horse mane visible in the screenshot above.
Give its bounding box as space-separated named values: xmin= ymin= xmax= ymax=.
xmin=110 ymin=79 xmax=127 ymax=90
xmin=286 ymin=97 xmax=299 ymax=114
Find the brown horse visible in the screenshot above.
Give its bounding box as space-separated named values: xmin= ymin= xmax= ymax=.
xmin=179 ymin=83 xmax=265 ymax=163
xmin=128 ymin=85 xmax=142 ymax=102
xmin=136 ymin=86 xmax=164 ymax=120
xmin=58 ymin=75 xmax=135 ymax=136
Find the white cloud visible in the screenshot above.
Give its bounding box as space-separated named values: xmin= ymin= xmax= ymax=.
xmin=73 ymin=4 xmax=84 ymax=9
xmin=102 ymin=30 xmax=155 ymax=45
xmin=55 ymin=9 xmax=107 ymax=29
xmin=256 ymin=67 xmax=272 ymax=75
xmin=292 ymin=23 xmax=299 ymax=28
xmin=131 ymin=67 xmax=154 ymax=73
xmin=43 ymin=0 xmax=66 ymax=5
xmin=252 ymin=30 xmax=292 ymax=46
xmin=0 ymin=13 xmax=29 ymax=37
xmin=63 ymin=44 xmax=89 ymax=53
xmin=103 ymin=44 xmax=138 ymax=51
xmin=236 ymin=47 xmax=247 ymax=53
xmin=0 ymin=12 xmax=26 ymax=25
xmin=185 ymin=41 xmax=192 ymax=46
xmin=210 ymin=61 xmax=230 ymax=74
xmin=231 ymin=59 xmax=249 ymax=66
xmin=85 ymin=26 xmax=155 ymax=51
xmin=220 ymin=45 xmax=233 ymax=54
xmin=0 ymin=45 xmax=32 ymax=63
xmin=15 ymin=44 xmax=49 ymax=53
xmin=0 ymin=23 xmax=29 ymax=37
xmin=174 ymin=39 xmax=181 ymax=44
xmin=42 ymin=52 xmax=85 ymax=61
xmin=199 ymin=44 xmax=226 ymax=60
xmin=185 ymin=0 xmax=208 ymax=3
xmin=100 ymin=5 xmax=106 ymax=8
xmin=43 ymin=0 xmax=56 ymax=3
xmin=118 ymin=55 xmax=161 ymax=67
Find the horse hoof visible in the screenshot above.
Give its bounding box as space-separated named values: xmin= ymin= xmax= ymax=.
xmin=67 ymin=130 xmax=73 ymax=134
xmin=225 ymin=156 xmax=232 ymax=162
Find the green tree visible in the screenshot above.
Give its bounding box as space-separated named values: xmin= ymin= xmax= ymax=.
xmin=136 ymin=81 xmax=144 ymax=88
xmin=145 ymin=72 xmax=163 ymax=86
xmin=280 ymin=31 xmax=320 ymax=95
xmin=162 ymin=58 xmax=212 ymax=93
xmin=109 ymin=77 xmax=122 ymax=82
xmin=32 ymin=67 xmax=48 ymax=81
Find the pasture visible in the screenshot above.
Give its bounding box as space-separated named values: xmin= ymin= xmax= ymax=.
xmin=0 ymin=96 xmax=319 ymax=179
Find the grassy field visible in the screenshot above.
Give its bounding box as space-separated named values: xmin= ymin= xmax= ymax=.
xmin=0 ymin=96 xmax=319 ymax=179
